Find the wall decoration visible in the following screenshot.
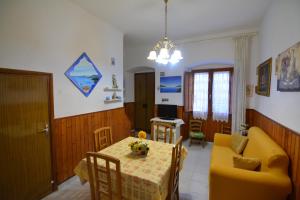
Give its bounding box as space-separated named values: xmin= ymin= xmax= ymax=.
xmin=246 ymin=84 xmax=254 ymax=97
xmin=160 ymin=76 xmax=182 ymax=93
xmin=65 ymin=52 xmax=102 ymax=97
xmin=276 ymin=41 xmax=300 ymax=91
xmin=255 ymin=58 xmax=272 ymax=96
xmin=112 ymin=74 xmax=118 ymax=88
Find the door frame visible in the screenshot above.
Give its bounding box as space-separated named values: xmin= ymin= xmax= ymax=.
xmin=0 ymin=68 xmax=57 ymax=192
xmin=134 ymin=72 xmax=155 ymax=131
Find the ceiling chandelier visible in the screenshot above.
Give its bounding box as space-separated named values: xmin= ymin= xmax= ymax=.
xmin=147 ymin=0 xmax=183 ymax=65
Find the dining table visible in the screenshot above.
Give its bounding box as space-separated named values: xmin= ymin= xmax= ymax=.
xmin=74 ymin=136 xmax=187 ymax=200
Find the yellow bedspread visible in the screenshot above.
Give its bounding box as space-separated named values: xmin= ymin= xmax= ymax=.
xmin=74 ymin=137 xmax=187 ymax=200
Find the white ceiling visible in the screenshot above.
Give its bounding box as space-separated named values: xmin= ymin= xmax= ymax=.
xmin=72 ymin=0 xmax=273 ymax=46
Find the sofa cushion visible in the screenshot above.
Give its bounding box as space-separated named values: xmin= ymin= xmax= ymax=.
xmin=233 ymin=155 xmax=261 ymax=171
xmin=231 ymin=133 xmax=248 ymax=154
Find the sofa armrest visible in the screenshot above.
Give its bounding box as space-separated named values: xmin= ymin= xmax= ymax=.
xmin=209 ymin=164 xmax=292 ymax=200
xmin=213 ymin=133 xmax=232 ymax=147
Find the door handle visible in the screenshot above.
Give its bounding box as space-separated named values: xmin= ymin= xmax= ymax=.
xmin=38 ymin=124 xmax=49 ymax=136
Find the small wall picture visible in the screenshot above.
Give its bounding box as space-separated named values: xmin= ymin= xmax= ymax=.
xmin=246 ymin=84 xmax=254 ymax=97
xmin=255 ymin=58 xmax=272 ymax=96
xmin=65 ymin=52 xmax=102 ymax=97
xmin=112 ymin=74 xmax=118 ymax=88
xmin=276 ymin=41 xmax=300 ymax=91
xmin=160 ymin=76 xmax=182 ymax=93
xmin=111 ymin=57 xmax=116 ymax=66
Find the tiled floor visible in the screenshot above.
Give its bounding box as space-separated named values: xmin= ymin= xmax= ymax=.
xmin=43 ymin=140 xmax=212 ymax=200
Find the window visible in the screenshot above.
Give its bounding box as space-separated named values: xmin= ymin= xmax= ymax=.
xmin=193 ymin=68 xmax=232 ymax=122
xmin=212 ymin=71 xmax=230 ymax=121
xmin=193 ymin=73 xmax=209 ymax=119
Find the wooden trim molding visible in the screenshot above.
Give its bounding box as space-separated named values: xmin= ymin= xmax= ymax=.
xmin=53 ymin=107 xmax=131 ymax=183
xmin=246 ymin=109 xmax=300 ymax=200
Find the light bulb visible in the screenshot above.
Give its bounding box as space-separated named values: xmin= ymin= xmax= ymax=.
xmin=156 ymin=54 xmax=169 ymax=65
xmin=147 ymin=51 xmax=157 ymax=60
xmin=159 ymin=48 xmax=169 ymax=59
xmin=170 ymin=57 xmax=179 ymax=64
xmin=173 ymin=50 xmax=183 ymax=60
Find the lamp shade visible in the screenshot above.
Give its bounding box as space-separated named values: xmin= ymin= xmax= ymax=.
xmin=159 ymin=48 xmax=170 ymax=59
xmin=147 ymin=51 xmax=157 ymax=60
xmin=173 ymin=50 xmax=183 ymax=60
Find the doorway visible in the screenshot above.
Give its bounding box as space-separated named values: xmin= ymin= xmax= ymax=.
xmin=0 ymin=68 xmax=54 ymax=200
xmin=134 ymin=72 xmax=155 ymax=133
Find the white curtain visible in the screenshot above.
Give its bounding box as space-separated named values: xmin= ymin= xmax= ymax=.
xmin=232 ymin=35 xmax=250 ymax=132
xmin=213 ymin=71 xmax=230 ymax=122
xmin=193 ymin=73 xmax=209 ymax=119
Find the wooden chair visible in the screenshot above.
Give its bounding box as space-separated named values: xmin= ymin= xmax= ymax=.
xmin=221 ymin=124 xmax=231 ymax=135
xmin=86 ymin=152 xmax=122 ymax=200
xmin=94 ymin=127 xmax=113 ymax=152
xmin=189 ymin=120 xmax=205 ymax=147
xmin=151 ymin=122 xmax=174 ymax=143
xmin=168 ymin=136 xmax=183 ymax=200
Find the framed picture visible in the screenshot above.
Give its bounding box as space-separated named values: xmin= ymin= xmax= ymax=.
xmin=276 ymin=41 xmax=300 ymax=92
xmin=255 ymin=58 xmax=272 ymax=96
xmin=65 ymin=52 xmax=102 ymax=97
xmin=160 ymin=76 xmax=182 ymax=93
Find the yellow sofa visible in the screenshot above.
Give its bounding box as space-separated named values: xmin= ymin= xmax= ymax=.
xmin=209 ymin=127 xmax=291 ymax=200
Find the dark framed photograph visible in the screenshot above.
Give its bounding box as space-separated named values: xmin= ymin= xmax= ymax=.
xmin=255 ymin=58 xmax=272 ymax=96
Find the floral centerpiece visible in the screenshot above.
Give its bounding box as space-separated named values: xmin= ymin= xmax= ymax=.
xmin=129 ymin=130 xmax=149 ymax=156
xmin=138 ymin=130 xmax=147 ymax=139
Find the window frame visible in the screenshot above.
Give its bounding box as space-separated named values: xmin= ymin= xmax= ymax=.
xmin=192 ymin=67 xmax=233 ymax=120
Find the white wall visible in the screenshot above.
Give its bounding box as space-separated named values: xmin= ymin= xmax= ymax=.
xmin=0 ymin=0 xmax=124 ymax=118
xmin=124 ymin=36 xmax=238 ymax=105
xmin=249 ymin=0 xmax=300 ymax=133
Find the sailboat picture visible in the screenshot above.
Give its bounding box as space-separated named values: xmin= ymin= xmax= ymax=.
xmin=65 ymin=52 xmax=102 ymax=97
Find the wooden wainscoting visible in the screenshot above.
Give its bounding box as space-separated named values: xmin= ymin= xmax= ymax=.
xmin=124 ymin=102 xmax=135 ymax=129
xmin=53 ymin=107 xmax=131 ymax=183
xmin=246 ymin=109 xmax=300 ymax=200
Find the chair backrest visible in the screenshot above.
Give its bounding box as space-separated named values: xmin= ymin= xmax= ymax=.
xmin=168 ymin=136 xmax=183 ymax=200
xmin=189 ymin=120 xmax=202 ymax=132
xmin=221 ymin=124 xmax=231 ymax=135
xmin=94 ymin=127 xmax=113 ymax=151
xmin=86 ymin=152 xmax=122 ymax=200
xmin=151 ymin=122 xmax=174 ymax=143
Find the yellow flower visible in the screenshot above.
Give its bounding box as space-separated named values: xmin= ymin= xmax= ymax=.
xmin=138 ymin=131 xmax=147 ymax=139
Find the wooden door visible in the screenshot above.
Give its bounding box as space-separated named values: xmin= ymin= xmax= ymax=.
xmin=134 ymin=72 xmax=155 ymax=132
xmin=0 ymin=69 xmax=53 ymax=200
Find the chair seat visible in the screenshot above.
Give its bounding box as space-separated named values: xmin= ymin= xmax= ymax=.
xmin=190 ymin=131 xmax=205 ymax=139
